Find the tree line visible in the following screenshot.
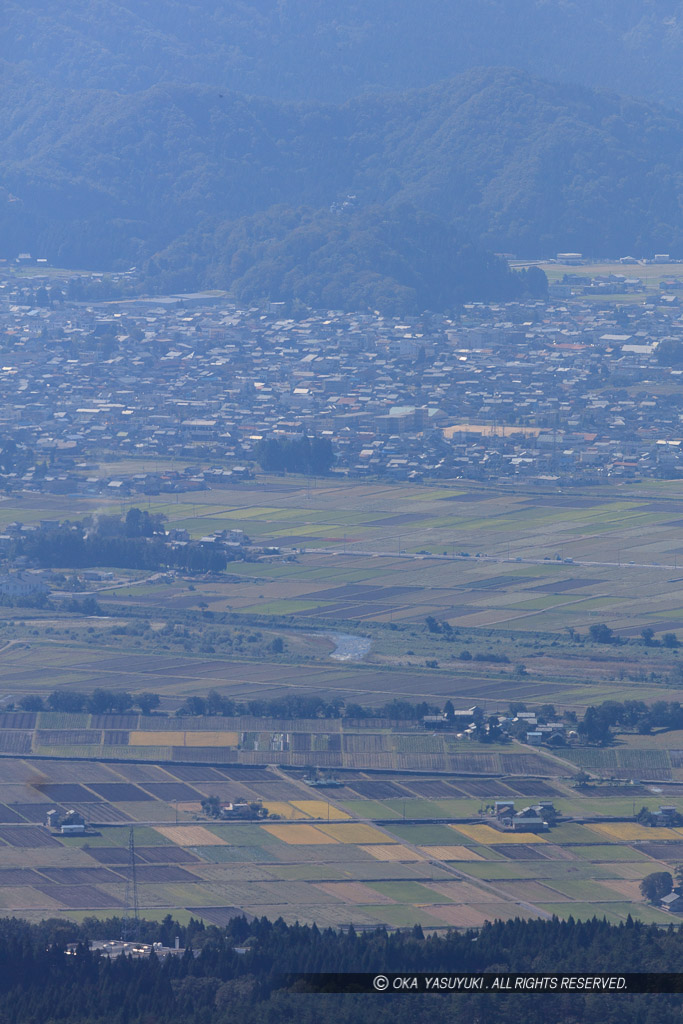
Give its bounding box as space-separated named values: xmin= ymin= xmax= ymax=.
xmin=16 ymin=690 xmax=440 ymax=722
xmin=15 ymin=689 xmax=683 ymax=744
xmin=1 ymin=913 xmax=682 ymax=1023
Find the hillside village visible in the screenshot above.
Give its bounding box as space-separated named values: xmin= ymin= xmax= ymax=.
xmin=1 ymin=265 xmax=683 ymax=493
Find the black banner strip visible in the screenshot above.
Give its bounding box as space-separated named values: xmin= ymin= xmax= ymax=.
xmin=281 ymin=973 xmax=683 ymax=994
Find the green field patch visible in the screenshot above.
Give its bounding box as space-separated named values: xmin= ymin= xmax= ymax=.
xmin=381 ymin=798 xmax=451 ymax=819
xmin=603 ymin=861 xmax=676 ymax=880
xmin=114 ymin=801 xmax=176 ymax=822
xmin=548 ymin=823 xmax=614 ymax=844
xmin=55 ymin=833 xmax=126 ymax=849
xmin=613 ymin=903 xmax=676 ymax=925
xmin=358 ymin=904 xmax=448 ymax=928
xmin=384 ymin=823 xmax=471 ymax=845
xmin=616 ymin=729 xmax=683 ymax=749
xmin=429 ymin=799 xmax=484 ymax=817
xmin=569 ymin=844 xmax=648 ymax=862
xmin=204 ymin=824 xmax=285 ymax=846
xmin=337 ymin=800 xmax=395 ymax=819
xmin=562 ymin=797 xmax=664 ymax=817
xmin=460 ymin=860 xmax=618 ymax=881
xmin=542 ymin=878 xmax=626 ymax=901
xmin=138 ymin=882 xmax=220 ymax=906
xmin=366 ymin=880 xmax=449 ymax=903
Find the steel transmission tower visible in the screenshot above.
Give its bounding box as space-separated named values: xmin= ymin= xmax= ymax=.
xmin=122 ymin=826 xmax=139 ymax=940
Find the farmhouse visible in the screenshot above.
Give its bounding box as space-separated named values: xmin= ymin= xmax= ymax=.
xmin=511 ymin=815 xmax=547 ymax=833
xmin=0 ymin=572 xmax=48 ymax=598
xmin=660 ymin=892 xmax=683 ymax=913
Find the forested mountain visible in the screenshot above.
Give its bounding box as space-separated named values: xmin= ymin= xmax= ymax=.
xmin=1 ymin=913 xmax=683 ymax=1023
xmin=3 ymin=67 xmax=683 ymax=310
xmin=6 ymin=1 xmax=683 ymax=107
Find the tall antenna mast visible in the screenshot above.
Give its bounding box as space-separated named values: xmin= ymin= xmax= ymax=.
xmin=122 ymin=826 xmax=139 ymax=941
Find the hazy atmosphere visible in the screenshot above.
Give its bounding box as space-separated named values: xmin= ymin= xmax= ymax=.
xmin=2 ymin=4 xmax=683 ymax=1023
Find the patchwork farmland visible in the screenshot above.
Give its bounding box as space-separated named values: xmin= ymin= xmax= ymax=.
xmin=0 ymin=752 xmax=682 ymax=928
xmin=5 ymin=476 xmax=683 ymax=931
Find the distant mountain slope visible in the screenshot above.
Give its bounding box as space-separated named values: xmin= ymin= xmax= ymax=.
xmin=5 ymin=1 xmax=683 ymax=106
xmin=2 ymin=68 xmax=682 ymax=308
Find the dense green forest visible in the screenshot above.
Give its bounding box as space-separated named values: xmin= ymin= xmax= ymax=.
xmin=1 ymin=913 xmax=682 ymax=1023
xmin=4 ymin=66 xmax=683 ymax=310
xmin=6 ymin=1 xmax=683 ymax=106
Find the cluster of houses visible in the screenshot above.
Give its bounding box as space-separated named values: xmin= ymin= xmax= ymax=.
xmin=424 ymin=706 xmax=571 ymax=747
xmin=1 ymin=265 xmax=683 ymax=488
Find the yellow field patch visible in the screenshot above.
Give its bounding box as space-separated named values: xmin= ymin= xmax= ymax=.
xmin=129 ymin=730 xmax=238 ymax=747
xmin=450 ymin=824 xmax=547 ymax=844
xmin=315 ymin=823 xmax=390 ymax=843
xmin=263 ymin=801 xmax=310 ymax=820
xmin=130 ymin=731 xmax=186 ymax=746
xmin=587 ymin=823 xmax=682 ymax=841
xmin=420 ymin=845 xmax=485 ymax=861
xmin=290 ymin=800 xmax=350 ymax=820
xmin=184 ymin=731 xmax=239 ymax=747
xmin=154 ymin=825 xmax=228 ymax=846
xmin=262 ymin=824 xmax=339 ymax=844
xmin=361 ymin=844 xmax=425 ymax=861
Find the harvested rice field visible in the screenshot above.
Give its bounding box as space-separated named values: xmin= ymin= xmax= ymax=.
xmin=154 ymin=826 xmax=228 ymax=846
xmin=420 ymin=845 xmax=485 ymax=861
xmin=449 ymin=824 xmax=547 ymax=844
xmin=360 ymin=844 xmax=425 ymax=862
xmin=261 ymin=824 xmax=339 ymax=844
xmin=587 ymin=823 xmax=683 ymax=841
xmin=315 ymin=823 xmax=391 ymax=843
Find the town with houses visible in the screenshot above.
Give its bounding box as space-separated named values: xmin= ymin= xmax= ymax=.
xmin=1 ymin=258 xmax=683 ymax=496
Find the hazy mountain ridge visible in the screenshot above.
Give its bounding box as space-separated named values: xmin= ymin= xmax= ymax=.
xmin=2 ymin=67 xmax=683 ymax=309
xmin=6 ymin=1 xmax=683 ymax=105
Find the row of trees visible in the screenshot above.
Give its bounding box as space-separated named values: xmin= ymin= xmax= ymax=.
xmin=17 ymin=690 xmax=441 ymax=722
xmin=176 ymin=693 xmax=439 ymax=721
xmin=20 ymin=690 xmax=160 ymax=716
xmin=588 ymin=622 xmax=678 ymax=647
